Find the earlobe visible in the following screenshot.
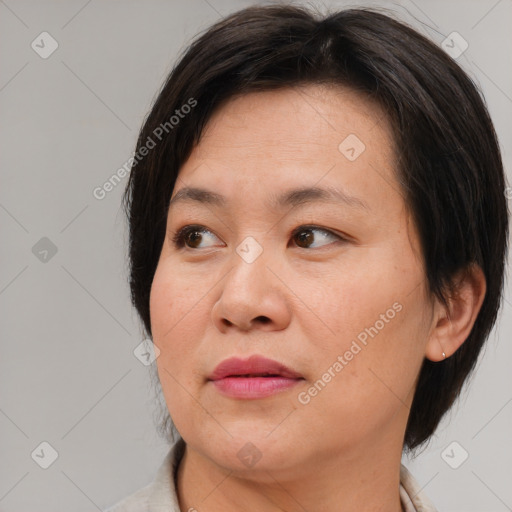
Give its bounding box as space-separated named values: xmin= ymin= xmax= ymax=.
xmin=425 ymin=264 xmax=486 ymax=362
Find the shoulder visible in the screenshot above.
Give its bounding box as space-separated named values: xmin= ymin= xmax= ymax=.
xmin=104 ymin=437 xmax=186 ymax=512
xmin=104 ymin=482 xmax=152 ymax=512
xmin=400 ymin=464 xmax=438 ymax=512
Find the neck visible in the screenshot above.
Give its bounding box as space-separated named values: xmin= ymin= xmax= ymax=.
xmin=176 ymin=429 xmax=406 ymax=512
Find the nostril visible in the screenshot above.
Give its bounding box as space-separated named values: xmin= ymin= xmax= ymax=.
xmin=220 ymin=316 xmax=270 ymax=329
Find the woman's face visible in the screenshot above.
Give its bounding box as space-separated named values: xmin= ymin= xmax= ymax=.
xmin=150 ymin=85 xmax=436 ymax=476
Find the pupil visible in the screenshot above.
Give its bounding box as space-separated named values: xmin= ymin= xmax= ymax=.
xmin=188 ymin=231 xmax=201 ymax=247
xmin=297 ymin=230 xmax=313 ymax=247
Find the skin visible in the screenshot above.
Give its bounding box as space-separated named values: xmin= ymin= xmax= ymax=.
xmin=149 ymin=85 xmax=486 ymax=512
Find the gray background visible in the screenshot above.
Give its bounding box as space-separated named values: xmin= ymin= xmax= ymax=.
xmin=1 ymin=0 xmax=511 ymax=510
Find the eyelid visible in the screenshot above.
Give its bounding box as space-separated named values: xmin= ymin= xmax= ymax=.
xmin=171 ymin=223 xmax=349 ymax=250
xmin=171 ymin=224 xmax=224 ymax=248
xmin=290 ymin=224 xmax=348 ymax=241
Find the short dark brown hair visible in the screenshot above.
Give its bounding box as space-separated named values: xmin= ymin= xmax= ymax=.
xmin=123 ymin=4 xmax=509 ymax=451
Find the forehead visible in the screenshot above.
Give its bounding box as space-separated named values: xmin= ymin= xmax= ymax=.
xmin=197 ymin=84 xmax=392 ymax=153
xmin=172 ymin=85 xmax=399 ymax=215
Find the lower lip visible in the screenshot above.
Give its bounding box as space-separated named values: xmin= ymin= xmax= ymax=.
xmin=210 ymin=376 xmax=303 ymax=399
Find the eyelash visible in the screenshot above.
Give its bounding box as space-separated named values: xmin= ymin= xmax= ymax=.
xmin=171 ymin=224 xmax=347 ymax=250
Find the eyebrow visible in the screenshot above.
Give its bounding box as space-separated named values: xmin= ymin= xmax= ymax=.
xmin=168 ymin=185 xmax=370 ymax=212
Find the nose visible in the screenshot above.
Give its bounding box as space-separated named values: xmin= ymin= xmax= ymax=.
xmin=211 ymin=246 xmax=292 ymax=333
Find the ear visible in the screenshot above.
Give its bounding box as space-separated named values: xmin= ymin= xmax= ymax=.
xmin=425 ymin=264 xmax=486 ymax=362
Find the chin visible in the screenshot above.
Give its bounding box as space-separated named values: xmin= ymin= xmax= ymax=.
xmin=194 ymin=426 xmax=302 ymax=473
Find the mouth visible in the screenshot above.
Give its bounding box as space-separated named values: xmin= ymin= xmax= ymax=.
xmin=208 ymin=355 xmax=303 ymax=381
xmin=226 ymin=373 xmax=282 ymax=377
xmin=208 ymin=355 xmax=304 ymax=399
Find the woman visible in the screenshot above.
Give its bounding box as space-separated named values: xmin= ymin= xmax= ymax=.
xmin=107 ymin=4 xmax=508 ymax=511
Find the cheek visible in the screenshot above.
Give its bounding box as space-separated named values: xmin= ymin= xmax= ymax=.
xmin=149 ymin=264 xmax=205 ymax=432
xmin=150 ymin=261 xmax=204 ymax=341
xmin=300 ymin=263 xmax=399 ymax=350
xmin=294 ymin=307 xmax=425 ymax=448
xmin=149 ymin=263 xmax=201 ymax=381
xmin=298 ymin=259 xmax=429 ymax=418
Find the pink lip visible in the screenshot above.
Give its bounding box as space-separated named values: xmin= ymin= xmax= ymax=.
xmin=208 ymin=355 xmax=303 ymax=399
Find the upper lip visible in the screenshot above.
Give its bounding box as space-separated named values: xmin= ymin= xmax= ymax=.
xmin=208 ymin=355 xmax=303 ymax=380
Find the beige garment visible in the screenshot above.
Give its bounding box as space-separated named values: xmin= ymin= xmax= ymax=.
xmin=106 ymin=437 xmax=438 ymax=512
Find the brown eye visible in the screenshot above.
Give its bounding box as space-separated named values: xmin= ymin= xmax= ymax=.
xmin=172 ymin=225 xmax=220 ymax=249
xmin=183 ymin=229 xmax=203 ymax=248
xmin=292 ymin=226 xmax=343 ymax=249
xmin=172 ymin=224 xmax=345 ymax=251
